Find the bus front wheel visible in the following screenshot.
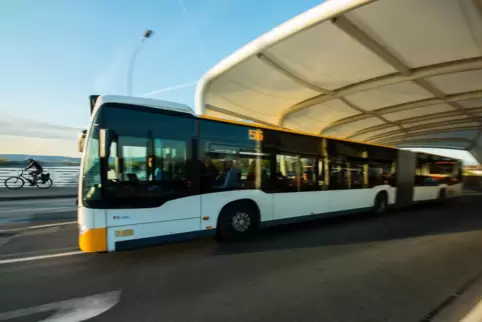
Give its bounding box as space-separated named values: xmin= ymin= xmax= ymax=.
xmin=217 ymin=201 xmax=259 ymax=241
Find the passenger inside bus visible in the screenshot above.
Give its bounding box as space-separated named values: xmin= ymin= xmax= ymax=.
xmin=147 ymin=155 xmax=161 ymax=181
xmin=246 ymin=159 xmax=269 ymax=189
xmin=213 ymin=159 xmax=242 ymax=189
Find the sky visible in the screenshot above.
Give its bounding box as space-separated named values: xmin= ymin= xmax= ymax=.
xmin=0 ymin=0 xmax=478 ymax=164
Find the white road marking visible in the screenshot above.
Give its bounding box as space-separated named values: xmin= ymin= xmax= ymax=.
xmin=0 ymin=206 xmax=76 ymax=214
xmin=0 ymin=237 xmax=12 ymax=249
xmin=0 ymin=290 xmax=121 ymax=321
xmin=0 ymin=199 xmax=75 ymax=207
xmin=18 ymin=226 xmax=60 ymax=236
xmin=461 ymin=299 xmax=482 ymax=322
xmin=0 ymin=251 xmax=84 ymax=265
xmin=0 ymin=247 xmax=80 ymax=260
xmin=0 ymin=221 xmax=77 ymax=233
xmin=21 ymin=220 xmax=77 ymax=230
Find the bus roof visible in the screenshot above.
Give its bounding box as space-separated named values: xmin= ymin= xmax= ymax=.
xmin=195 ymin=0 xmax=482 ymax=162
xmin=200 ymin=114 xmax=397 ymax=149
xmin=91 ymin=95 xmax=459 ymax=160
xmin=93 ymin=95 xmax=194 ymax=116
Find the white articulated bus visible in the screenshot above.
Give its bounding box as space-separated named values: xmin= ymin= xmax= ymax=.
xmin=77 ymin=95 xmax=463 ymax=252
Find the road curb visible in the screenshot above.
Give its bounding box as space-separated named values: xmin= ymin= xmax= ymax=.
xmin=0 ymin=194 xmax=77 ymax=202
xmin=431 ymin=271 xmax=482 ymax=322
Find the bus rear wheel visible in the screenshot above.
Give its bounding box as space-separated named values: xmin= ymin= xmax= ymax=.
xmin=217 ymin=202 xmax=259 ymax=241
xmin=438 ymin=188 xmax=447 ymax=203
xmin=373 ymin=192 xmax=388 ymax=216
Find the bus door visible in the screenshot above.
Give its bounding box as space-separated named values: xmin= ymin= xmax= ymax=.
xmin=272 ymin=154 xmax=329 ymax=220
xmin=103 ymin=132 xmax=201 ymax=250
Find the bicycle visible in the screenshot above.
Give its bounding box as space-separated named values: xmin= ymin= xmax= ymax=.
xmin=4 ymin=169 xmax=53 ymax=190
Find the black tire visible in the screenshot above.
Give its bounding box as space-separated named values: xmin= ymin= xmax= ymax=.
xmin=372 ymin=192 xmax=388 ymax=216
xmin=217 ymin=202 xmax=259 ymax=241
xmin=36 ymin=178 xmax=53 ymax=189
xmin=4 ymin=177 xmax=25 ymax=190
xmin=438 ymin=188 xmax=447 ymax=203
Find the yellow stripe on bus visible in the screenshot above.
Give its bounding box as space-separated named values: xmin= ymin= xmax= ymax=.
xmin=199 ymin=114 xmax=396 ymax=149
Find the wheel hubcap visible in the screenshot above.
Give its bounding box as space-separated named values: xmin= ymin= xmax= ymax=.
xmin=231 ymin=212 xmax=251 ymax=232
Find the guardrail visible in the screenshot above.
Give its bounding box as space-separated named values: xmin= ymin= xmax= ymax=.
xmin=0 ymin=167 xmax=80 ymax=188
xmin=1 ymin=166 xmax=480 ymax=189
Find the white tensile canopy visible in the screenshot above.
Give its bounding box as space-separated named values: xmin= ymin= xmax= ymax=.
xmin=195 ymin=0 xmax=482 ymax=163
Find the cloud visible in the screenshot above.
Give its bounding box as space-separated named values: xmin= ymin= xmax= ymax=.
xmin=92 ymin=49 xmax=129 ymax=95
xmin=177 ymin=0 xmax=206 ymax=61
xmin=0 ymin=135 xmax=79 ymax=157
xmin=142 ymin=81 xmax=198 ymax=97
xmin=0 ymin=116 xmax=82 ymax=141
xmin=177 ymin=0 xmax=189 ymax=16
xmin=0 ymin=116 xmax=81 ymax=157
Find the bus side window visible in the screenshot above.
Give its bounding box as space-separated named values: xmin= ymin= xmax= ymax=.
xmin=275 ymin=154 xmax=300 ymax=192
xmin=200 ymin=144 xmax=268 ymax=192
xmin=328 ymin=158 xmax=349 ymax=190
xmin=299 ymin=157 xmax=318 ymax=191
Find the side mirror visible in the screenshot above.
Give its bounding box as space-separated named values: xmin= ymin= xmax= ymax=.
xmin=78 ymin=130 xmax=87 ymax=153
xmin=99 ymin=129 xmax=112 ymax=158
xmin=89 ymin=95 xmax=100 ymax=115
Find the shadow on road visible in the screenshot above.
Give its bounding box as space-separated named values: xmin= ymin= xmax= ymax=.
xmin=108 ymin=195 xmax=482 ymax=263
xmin=3 ymin=195 xmax=480 ymax=263
xmin=211 ymin=195 xmax=482 ymax=256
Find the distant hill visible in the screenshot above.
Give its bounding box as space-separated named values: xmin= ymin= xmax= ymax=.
xmin=0 ymin=154 xmax=80 ymax=167
xmin=0 ymin=154 xmax=80 ymax=162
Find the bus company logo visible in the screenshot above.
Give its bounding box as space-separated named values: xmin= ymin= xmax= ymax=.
xmin=113 ymin=215 xmax=130 ymax=220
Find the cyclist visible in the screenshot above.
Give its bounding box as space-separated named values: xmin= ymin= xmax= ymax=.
xmin=25 ymin=157 xmax=44 ymax=186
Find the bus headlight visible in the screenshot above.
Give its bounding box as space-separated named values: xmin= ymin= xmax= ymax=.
xmin=78 ymin=224 xmax=89 ymax=235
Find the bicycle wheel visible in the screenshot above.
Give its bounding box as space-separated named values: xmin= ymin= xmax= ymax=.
xmin=36 ymin=178 xmax=53 ymax=189
xmin=4 ymin=177 xmax=25 ymax=190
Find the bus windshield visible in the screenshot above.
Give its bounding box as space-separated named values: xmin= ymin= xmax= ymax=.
xmin=81 ymin=103 xmax=196 ymax=208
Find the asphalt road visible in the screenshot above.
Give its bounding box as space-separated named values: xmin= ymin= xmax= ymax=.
xmin=0 ymin=198 xmax=76 ymax=226
xmin=0 ymin=187 xmax=77 ymax=201
xmin=0 ymin=195 xmax=482 ymax=321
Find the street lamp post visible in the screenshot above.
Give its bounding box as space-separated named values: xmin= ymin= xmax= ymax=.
xmin=127 ymin=29 xmax=154 ymax=96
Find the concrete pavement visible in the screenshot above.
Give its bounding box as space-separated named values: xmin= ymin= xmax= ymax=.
xmin=0 ymin=187 xmax=77 ymax=201
xmin=0 ymin=195 xmax=481 ymax=321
